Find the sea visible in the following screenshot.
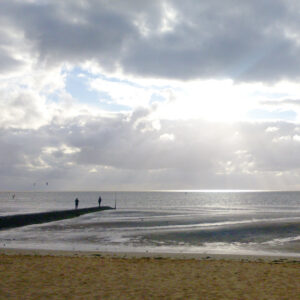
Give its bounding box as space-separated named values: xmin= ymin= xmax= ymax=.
xmin=0 ymin=191 xmax=299 ymax=257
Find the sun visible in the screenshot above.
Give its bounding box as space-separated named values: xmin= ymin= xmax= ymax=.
xmin=155 ymin=79 xmax=254 ymax=122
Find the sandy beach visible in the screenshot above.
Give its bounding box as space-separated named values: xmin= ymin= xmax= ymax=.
xmin=0 ymin=250 xmax=299 ymax=299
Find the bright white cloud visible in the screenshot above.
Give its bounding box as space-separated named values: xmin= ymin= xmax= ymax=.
xmin=266 ymin=127 xmax=279 ymax=132
xmin=159 ymin=133 xmax=175 ymax=141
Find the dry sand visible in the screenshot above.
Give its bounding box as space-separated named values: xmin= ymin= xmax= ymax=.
xmin=0 ymin=250 xmax=299 ymax=299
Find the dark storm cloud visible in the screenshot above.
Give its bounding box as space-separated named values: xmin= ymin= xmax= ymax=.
xmin=1 ymin=0 xmax=300 ymax=82
xmin=0 ymin=0 xmax=137 ymax=70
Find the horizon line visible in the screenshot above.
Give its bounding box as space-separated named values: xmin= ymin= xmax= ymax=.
xmin=1 ymin=189 xmax=300 ymax=193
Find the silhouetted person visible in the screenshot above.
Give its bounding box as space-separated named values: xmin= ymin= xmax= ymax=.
xmin=98 ymin=196 xmax=102 ymax=207
xmin=75 ymin=198 xmax=79 ymax=209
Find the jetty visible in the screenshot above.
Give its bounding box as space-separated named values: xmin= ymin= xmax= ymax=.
xmin=0 ymin=206 xmax=113 ymax=230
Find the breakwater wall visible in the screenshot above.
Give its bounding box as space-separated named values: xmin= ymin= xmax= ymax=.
xmin=0 ymin=206 xmax=113 ymax=230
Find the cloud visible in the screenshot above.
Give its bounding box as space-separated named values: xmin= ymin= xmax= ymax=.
xmin=0 ymin=50 xmax=22 ymax=73
xmin=1 ymin=108 xmax=300 ymax=190
xmin=1 ymin=0 xmax=300 ymax=82
xmin=2 ymin=1 xmax=300 ymax=191
xmin=261 ymin=99 xmax=300 ymax=106
xmin=0 ymin=90 xmax=49 ymax=129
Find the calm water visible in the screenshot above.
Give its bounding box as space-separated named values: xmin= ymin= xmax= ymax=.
xmin=0 ymin=191 xmax=299 ymax=256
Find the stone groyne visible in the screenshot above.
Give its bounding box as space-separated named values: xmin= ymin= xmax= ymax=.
xmin=0 ymin=206 xmax=113 ymax=230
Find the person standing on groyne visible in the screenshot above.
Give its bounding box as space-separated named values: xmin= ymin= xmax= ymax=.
xmin=75 ymin=198 xmax=79 ymax=209
xmin=98 ymin=196 xmax=102 ymax=207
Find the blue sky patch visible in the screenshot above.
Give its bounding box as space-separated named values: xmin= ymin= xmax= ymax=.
xmin=64 ymin=67 xmax=131 ymax=111
xmin=247 ymin=109 xmax=297 ymax=121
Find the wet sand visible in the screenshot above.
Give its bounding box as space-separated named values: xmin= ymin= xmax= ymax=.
xmin=0 ymin=249 xmax=299 ymax=299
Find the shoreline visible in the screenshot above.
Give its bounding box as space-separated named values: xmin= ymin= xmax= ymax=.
xmin=1 ymin=247 xmax=299 ymax=262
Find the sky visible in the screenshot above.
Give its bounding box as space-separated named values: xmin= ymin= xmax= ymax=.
xmin=2 ymin=0 xmax=300 ymax=191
